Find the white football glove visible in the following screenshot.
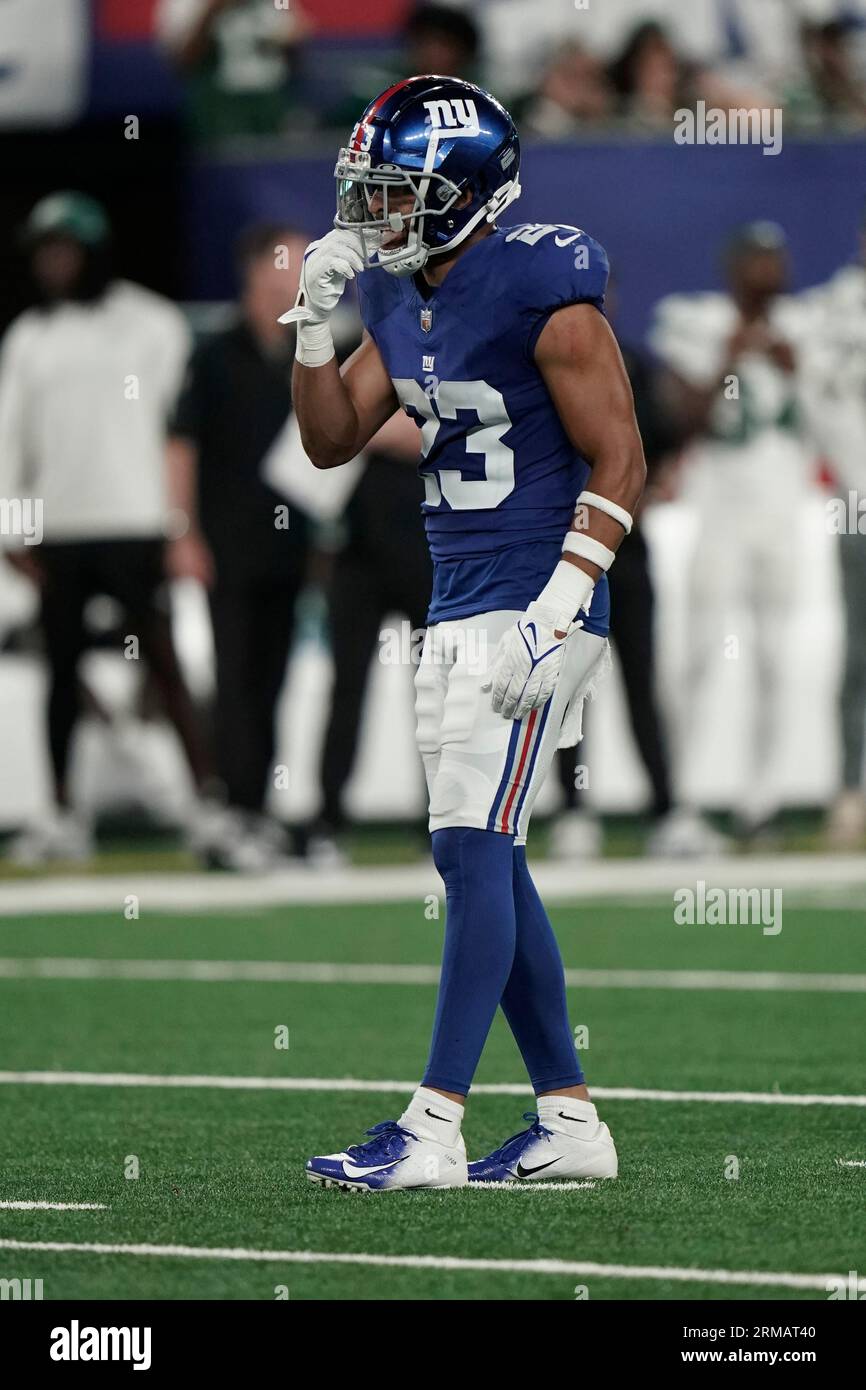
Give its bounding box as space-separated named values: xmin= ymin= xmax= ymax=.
xmin=483 ymin=602 xmax=582 ymax=721
xmin=279 ymin=228 xmax=366 ymax=327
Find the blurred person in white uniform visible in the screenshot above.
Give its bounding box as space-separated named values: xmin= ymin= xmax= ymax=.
xmin=0 ymin=192 xmax=210 ymax=863
xmin=800 ymin=211 xmax=866 ymax=846
xmin=650 ymin=222 xmax=815 ymax=839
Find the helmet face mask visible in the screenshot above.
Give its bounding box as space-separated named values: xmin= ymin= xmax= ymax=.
xmin=335 ymin=147 xmax=463 ymax=277
xmin=333 ymin=76 xmax=522 ymax=279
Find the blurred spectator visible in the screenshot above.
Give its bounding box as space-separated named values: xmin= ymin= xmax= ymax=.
xmin=785 ymin=19 xmax=866 ymax=127
xmin=551 ymin=282 xmax=724 ymax=860
xmin=650 ymin=222 xmax=817 ymax=841
xmin=800 ymin=209 xmax=866 ymax=848
xmin=607 ymin=21 xmax=693 ymax=128
xmin=405 ymin=2 xmax=480 ymax=76
xmin=310 ymin=403 xmax=431 ymax=866
xmin=474 ymin=0 xmax=853 ymax=110
xmin=156 ymin=0 xmax=313 ymax=141
xmin=515 ymin=43 xmax=612 ymax=138
xmin=326 ymin=4 xmax=480 ymax=132
xmin=0 ymin=191 xmax=208 ymax=864
xmin=168 ymin=222 xmax=312 ymax=870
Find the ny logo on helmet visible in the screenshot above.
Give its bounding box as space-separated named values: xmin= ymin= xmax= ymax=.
xmin=423 ymin=98 xmax=480 ymax=137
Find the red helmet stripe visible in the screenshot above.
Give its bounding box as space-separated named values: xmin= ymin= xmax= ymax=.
xmin=352 ymin=76 xmax=417 ymax=151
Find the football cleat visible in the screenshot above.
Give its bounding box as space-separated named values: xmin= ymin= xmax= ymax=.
xmin=306 ymin=1120 xmax=468 ymax=1193
xmin=468 ymin=1112 xmax=618 ymax=1182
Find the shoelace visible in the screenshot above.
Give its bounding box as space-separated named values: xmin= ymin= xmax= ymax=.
xmin=345 ymin=1120 xmax=415 ymax=1163
xmin=492 ymin=1112 xmax=551 ymax=1161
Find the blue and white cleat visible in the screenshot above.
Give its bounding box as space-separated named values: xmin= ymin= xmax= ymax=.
xmin=306 ymin=1120 xmax=468 ymax=1193
xmin=469 ymin=1112 xmax=618 ymax=1182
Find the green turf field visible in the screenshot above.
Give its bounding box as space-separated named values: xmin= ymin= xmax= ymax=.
xmin=0 ymin=896 xmax=863 ymax=1300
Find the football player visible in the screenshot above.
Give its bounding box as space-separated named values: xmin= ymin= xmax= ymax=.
xmin=288 ymin=76 xmax=645 ymax=1190
xmin=650 ymin=224 xmax=814 ymax=841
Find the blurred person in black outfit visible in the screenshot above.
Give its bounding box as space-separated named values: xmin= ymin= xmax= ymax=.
xmin=168 ymin=222 xmax=312 ymax=869
xmin=552 ymin=293 xmax=725 ymax=859
xmin=310 ymin=405 xmax=431 ymax=864
xmin=326 ymin=5 xmax=480 ymax=132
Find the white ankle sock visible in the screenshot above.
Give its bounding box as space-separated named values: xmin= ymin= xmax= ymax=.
xmin=400 ymin=1086 xmax=464 ymax=1143
xmin=537 ymin=1095 xmax=599 ymax=1136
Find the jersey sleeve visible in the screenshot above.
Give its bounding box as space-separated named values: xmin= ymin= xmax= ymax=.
xmin=0 ymin=317 xmax=32 ymax=512
xmin=506 ymin=226 xmax=610 ymax=359
xmin=155 ymin=302 xmax=193 ymax=420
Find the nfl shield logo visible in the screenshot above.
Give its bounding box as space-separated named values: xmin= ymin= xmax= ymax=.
xmin=420 ymin=307 xmax=433 ymax=333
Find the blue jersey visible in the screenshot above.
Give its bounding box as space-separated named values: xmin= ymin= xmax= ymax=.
xmin=357 ymin=222 xmax=611 ymax=635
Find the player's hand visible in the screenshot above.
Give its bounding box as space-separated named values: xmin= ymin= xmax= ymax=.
xmin=483 ymin=602 xmax=577 ymax=720
xmin=4 ymin=548 xmax=44 ymax=586
xmin=166 ymin=531 xmax=214 ymax=588
xmin=766 ymin=338 xmax=796 ymax=374
xmin=279 ymin=229 xmax=366 ymax=327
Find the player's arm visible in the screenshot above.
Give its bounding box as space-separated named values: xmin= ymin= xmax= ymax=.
xmin=164 ymin=437 xmax=215 ymax=586
xmin=536 ymin=302 xmax=646 ymax=600
xmin=658 ymin=318 xmax=796 ymax=442
xmin=285 ymin=229 xmax=400 ymax=469
xmin=486 ymin=304 xmax=646 ymax=720
xmin=293 ymin=332 xmax=400 ymax=470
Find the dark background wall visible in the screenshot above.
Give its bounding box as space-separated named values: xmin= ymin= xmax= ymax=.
xmin=182 ymin=136 xmax=864 ymax=344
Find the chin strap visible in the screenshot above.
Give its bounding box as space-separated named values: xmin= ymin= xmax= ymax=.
xmin=380 ymin=176 xmax=523 ymax=277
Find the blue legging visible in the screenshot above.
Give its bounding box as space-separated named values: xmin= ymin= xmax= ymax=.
xmin=422 ymin=826 xmax=583 ymax=1096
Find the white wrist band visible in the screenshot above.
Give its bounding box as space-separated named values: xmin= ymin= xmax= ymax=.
xmin=563 ymin=530 xmax=617 ymax=571
xmin=577 ymin=489 xmax=633 ymax=535
xmin=535 ymin=558 xmax=595 ymax=632
xmin=295 ymin=319 xmax=335 ymax=367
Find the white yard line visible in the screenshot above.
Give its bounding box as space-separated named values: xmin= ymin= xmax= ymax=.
xmin=0 ymin=1238 xmax=842 ymax=1291
xmin=1 ymin=957 xmax=864 ymax=994
xmin=0 ymin=958 xmax=441 ymax=985
xmin=1 ymin=853 xmax=866 ymax=914
xmin=0 ymin=1201 xmax=106 ymax=1211
xmin=837 ymin=1159 xmax=866 ymax=1167
xmin=0 ymin=1070 xmax=863 ymax=1107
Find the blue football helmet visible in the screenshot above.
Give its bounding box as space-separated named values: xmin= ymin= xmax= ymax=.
xmin=334 ymin=74 xmax=521 ymax=278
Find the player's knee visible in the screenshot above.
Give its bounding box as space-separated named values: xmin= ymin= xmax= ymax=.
xmin=431 ymin=824 xmax=512 ymax=889
xmin=431 ymin=826 xmax=463 ymax=885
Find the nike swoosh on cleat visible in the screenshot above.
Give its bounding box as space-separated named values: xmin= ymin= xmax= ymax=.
xmin=425 ymin=1108 xmax=453 ymax=1123
xmin=341 ymin=1158 xmax=406 ymax=1180
xmin=515 ymin=1157 xmax=562 ymax=1178
xmin=558 ymin=1112 xmax=587 ymax=1123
